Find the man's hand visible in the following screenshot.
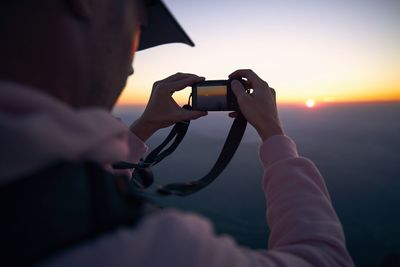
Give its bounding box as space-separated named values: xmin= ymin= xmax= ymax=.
xmin=130 ymin=73 xmax=208 ymax=142
xmin=229 ymin=69 xmax=284 ymax=142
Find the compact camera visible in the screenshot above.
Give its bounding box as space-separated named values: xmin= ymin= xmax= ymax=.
xmin=191 ymin=79 xmax=245 ymax=111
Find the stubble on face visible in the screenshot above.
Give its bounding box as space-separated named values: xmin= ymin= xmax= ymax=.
xmin=85 ymin=0 xmax=143 ymax=109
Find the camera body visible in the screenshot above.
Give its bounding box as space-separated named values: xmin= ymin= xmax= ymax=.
xmin=192 ymin=79 xmax=245 ymax=111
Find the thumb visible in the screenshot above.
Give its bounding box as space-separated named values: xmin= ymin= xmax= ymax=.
xmin=180 ymin=109 xmax=208 ymax=121
xmin=231 ymin=80 xmax=247 ymax=100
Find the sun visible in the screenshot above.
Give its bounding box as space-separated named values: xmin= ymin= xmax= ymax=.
xmin=306 ymin=99 xmax=315 ymax=108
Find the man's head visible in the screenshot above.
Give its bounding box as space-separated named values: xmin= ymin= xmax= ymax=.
xmin=0 ymin=0 xmax=145 ymax=109
xmin=66 ymin=0 xmax=147 ymax=107
xmin=0 ymin=0 xmax=194 ymax=109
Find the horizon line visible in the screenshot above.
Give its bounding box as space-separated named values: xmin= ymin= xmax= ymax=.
xmin=116 ymin=99 xmax=400 ymax=108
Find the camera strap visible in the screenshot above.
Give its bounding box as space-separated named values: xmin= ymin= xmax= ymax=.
xmin=113 ymin=105 xmax=247 ymax=196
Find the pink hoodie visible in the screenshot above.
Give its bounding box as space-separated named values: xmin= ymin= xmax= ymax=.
xmin=0 ymin=82 xmax=354 ymax=267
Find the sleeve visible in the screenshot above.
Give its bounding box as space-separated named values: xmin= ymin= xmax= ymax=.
xmin=258 ymin=135 xmax=354 ymax=266
xmin=126 ymin=131 xmax=148 ymax=164
xmin=110 ymin=115 xmax=148 ymax=164
xmin=108 ymin=131 xmax=148 ymax=178
xmin=39 ymin=135 xmax=354 ymax=267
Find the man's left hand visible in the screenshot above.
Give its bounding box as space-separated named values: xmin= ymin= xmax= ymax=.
xmin=130 ymin=73 xmax=208 ymax=142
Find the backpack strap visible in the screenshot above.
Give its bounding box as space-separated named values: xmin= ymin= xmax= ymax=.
xmin=0 ymin=162 xmax=147 ymax=266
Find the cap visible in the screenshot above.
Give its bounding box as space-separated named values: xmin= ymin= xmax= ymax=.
xmin=138 ymin=0 xmax=195 ymax=51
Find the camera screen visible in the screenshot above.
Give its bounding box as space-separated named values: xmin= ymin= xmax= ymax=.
xmin=196 ymin=85 xmax=227 ymax=111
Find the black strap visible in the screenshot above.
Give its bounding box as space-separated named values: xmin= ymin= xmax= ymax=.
xmin=112 ymin=106 xmax=191 ymax=171
xmin=113 ymin=108 xmax=247 ymax=197
xmin=144 ymin=120 xmax=190 ymax=166
xmin=157 ymin=112 xmax=247 ymax=196
xmin=0 ymin=162 xmax=146 ymax=266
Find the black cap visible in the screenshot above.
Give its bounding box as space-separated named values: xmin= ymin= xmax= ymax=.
xmin=138 ymin=0 xmax=195 ymax=51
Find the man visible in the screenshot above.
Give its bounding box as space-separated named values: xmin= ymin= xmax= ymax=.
xmin=0 ymin=0 xmax=354 ymax=266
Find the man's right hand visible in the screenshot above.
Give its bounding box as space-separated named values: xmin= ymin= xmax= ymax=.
xmin=229 ymin=69 xmax=284 ymax=142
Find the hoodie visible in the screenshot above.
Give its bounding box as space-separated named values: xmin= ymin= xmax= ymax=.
xmin=0 ymin=81 xmax=354 ymax=267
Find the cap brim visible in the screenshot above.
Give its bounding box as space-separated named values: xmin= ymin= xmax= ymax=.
xmin=138 ymin=0 xmax=195 ymax=51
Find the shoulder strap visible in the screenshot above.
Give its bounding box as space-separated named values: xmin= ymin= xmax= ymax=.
xmin=0 ymin=162 xmax=146 ymax=266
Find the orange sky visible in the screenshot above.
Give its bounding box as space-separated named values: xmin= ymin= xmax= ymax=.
xmin=117 ymin=0 xmax=400 ymax=107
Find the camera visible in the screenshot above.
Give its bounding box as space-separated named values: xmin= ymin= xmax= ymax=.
xmin=191 ymin=79 xmax=245 ymax=111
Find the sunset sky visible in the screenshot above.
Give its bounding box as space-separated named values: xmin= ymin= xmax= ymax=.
xmin=117 ymin=0 xmax=400 ymax=106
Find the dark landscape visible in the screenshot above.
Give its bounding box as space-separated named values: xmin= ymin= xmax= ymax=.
xmin=114 ymin=102 xmax=400 ymax=267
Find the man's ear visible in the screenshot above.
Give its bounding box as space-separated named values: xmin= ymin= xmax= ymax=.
xmin=66 ymin=0 xmax=94 ymax=20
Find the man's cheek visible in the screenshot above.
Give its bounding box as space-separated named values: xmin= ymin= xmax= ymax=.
xmin=130 ymin=30 xmax=141 ymax=61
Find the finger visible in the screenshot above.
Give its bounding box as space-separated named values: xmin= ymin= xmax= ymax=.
xmin=270 ymin=87 xmax=276 ymax=100
xmin=230 ymin=78 xmax=251 ymax=90
xmin=165 ymin=76 xmax=205 ymax=94
xmin=229 ymin=69 xmax=260 ymax=81
xmin=231 ymin=80 xmax=249 ymax=103
xmin=162 ymin=72 xmax=192 ymax=82
xmin=179 ymin=109 xmax=208 ymax=121
xmin=229 ymin=69 xmax=268 ymax=89
xmin=162 ymin=72 xmax=203 ymax=83
xmin=242 ymin=79 xmax=251 ymax=90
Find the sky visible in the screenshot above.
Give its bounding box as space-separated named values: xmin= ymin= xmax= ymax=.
xmin=117 ymin=0 xmax=400 ymax=106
